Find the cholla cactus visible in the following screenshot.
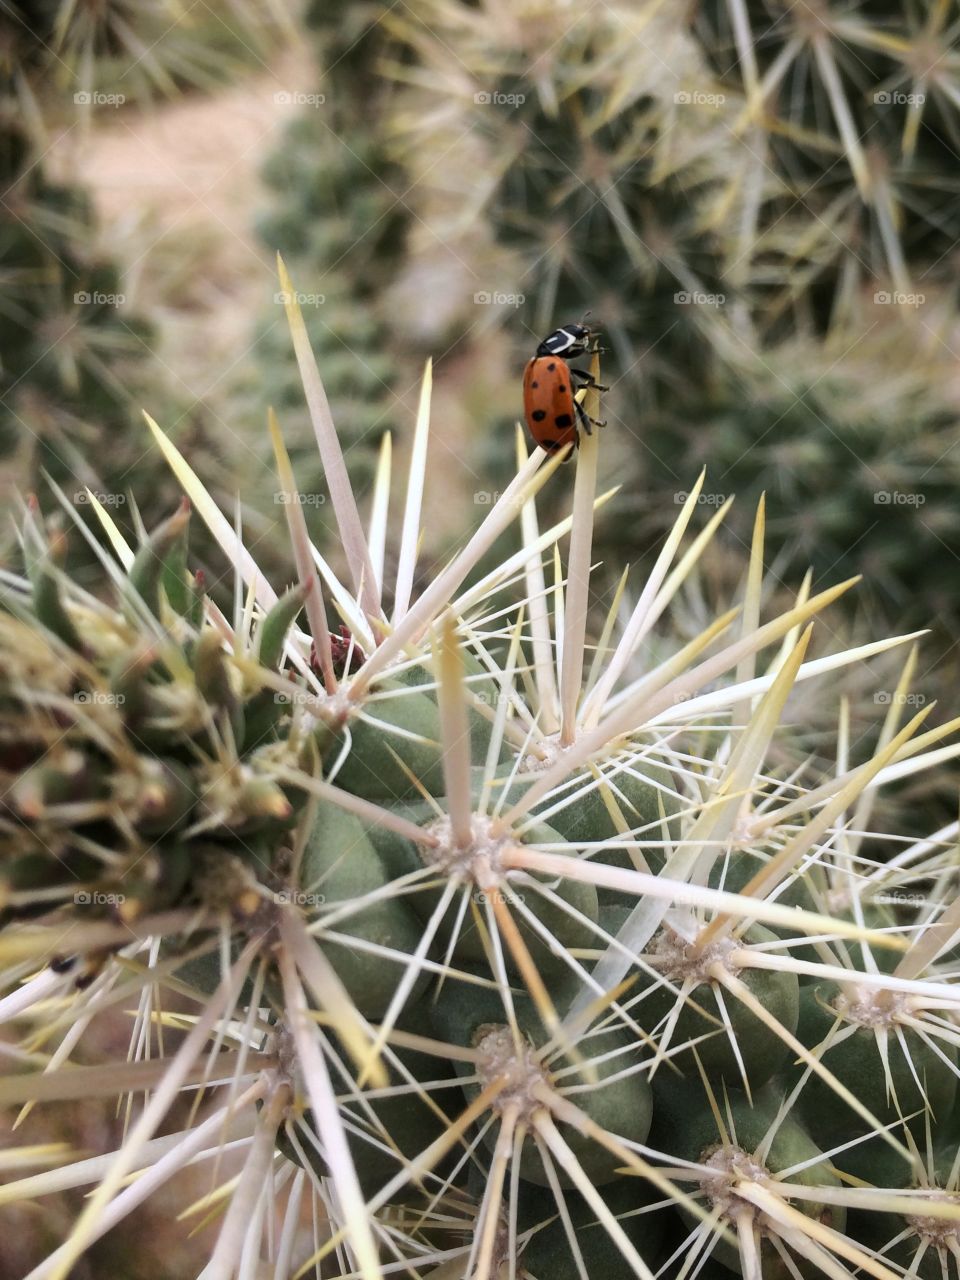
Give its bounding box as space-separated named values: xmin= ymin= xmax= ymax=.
xmin=0 ymin=0 xmax=294 ymax=555
xmin=11 ymin=0 xmax=294 ymax=104
xmin=3 ymin=264 xmax=960 ymax=1279
xmin=640 ymin=299 xmax=960 ymax=629
xmin=247 ymin=3 xmax=413 ymax=505
xmin=384 ymin=0 xmax=960 ymax=633
xmin=0 ymin=100 xmax=157 ymax=503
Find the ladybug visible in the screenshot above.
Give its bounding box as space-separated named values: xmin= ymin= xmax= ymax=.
xmin=522 ymin=320 xmax=607 ymax=456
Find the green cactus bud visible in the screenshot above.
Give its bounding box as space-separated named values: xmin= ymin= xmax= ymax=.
xmin=126 ymin=757 xmax=195 ymax=834
xmin=300 ymin=800 xmax=431 ymax=1018
xmin=256 ymin=582 xmax=310 ymax=671
xmin=193 ymin=630 xmax=244 ymax=745
xmin=11 ymin=747 xmax=104 ymax=820
xmin=330 ymin=677 xmax=444 ymax=801
xmin=128 ymin=500 xmax=191 ymax=620
xmin=24 ymin=523 xmax=84 ymax=653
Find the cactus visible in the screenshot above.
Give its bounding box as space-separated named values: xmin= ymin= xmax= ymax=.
xmin=2 ymin=267 xmax=960 ymax=1280
xmin=0 ymin=2 xmax=294 ymax=567
xmin=0 ymin=99 xmax=158 ymax=507
xmin=640 ymin=308 xmax=960 ymax=634
xmin=246 ymin=4 xmax=413 ymax=508
xmin=383 ymin=0 xmax=960 ymax=631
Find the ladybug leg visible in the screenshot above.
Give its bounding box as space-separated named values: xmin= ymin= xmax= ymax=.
xmin=573 ymin=398 xmax=605 ymax=435
xmin=570 ymin=367 xmax=609 ymax=393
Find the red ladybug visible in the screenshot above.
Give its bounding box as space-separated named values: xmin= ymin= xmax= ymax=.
xmin=522 ymin=320 xmax=607 ymax=456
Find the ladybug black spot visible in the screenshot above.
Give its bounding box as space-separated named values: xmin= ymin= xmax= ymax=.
xmin=531 ymin=409 xmax=547 ymax=422
xmin=558 ymin=385 xmax=568 ymax=395
xmin=554 ymin=413 xmax=574 ymax=428
xmin=547 ymin=362 xmax=557 ymax=371
xmin=531 ymin=380 xmax=539 ymax=388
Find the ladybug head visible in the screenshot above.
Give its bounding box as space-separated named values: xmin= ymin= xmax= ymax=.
xmin=535 ymin=320 xmax=594 ymax=358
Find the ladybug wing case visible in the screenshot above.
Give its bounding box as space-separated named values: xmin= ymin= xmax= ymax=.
xmin=523 ymin=357 xmax=579 ymax=455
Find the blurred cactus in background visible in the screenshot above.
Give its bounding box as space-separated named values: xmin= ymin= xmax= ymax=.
xmin=0 ymin=21 xmax=156 ymax=524
xmin=0 ymin=2 xmax=293 ymax=573
xmin=383 ymin=0 xmax=960 ymax=639
xmin=246 ymin=3 xmax=414 ymax=510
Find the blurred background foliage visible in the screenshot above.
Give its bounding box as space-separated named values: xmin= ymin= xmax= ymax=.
xmin=2 ymin=0 xmax=959 ymax=770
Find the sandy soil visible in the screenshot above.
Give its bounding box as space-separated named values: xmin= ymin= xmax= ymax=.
xmin=45 ymin=48 xmax=315 ymax=419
